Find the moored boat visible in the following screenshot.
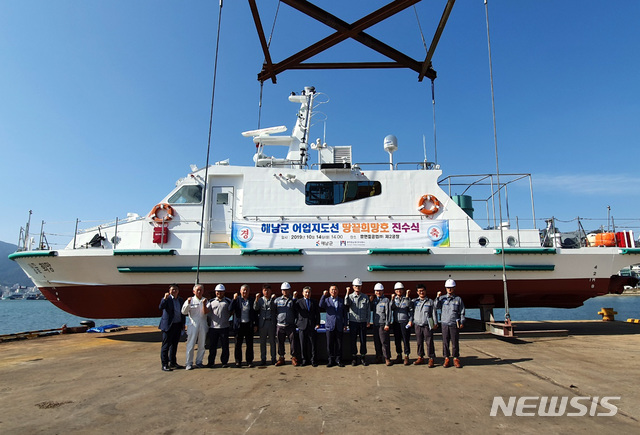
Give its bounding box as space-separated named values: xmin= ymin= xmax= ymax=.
xmin=9 ymin=85 xmax=639 ymax=318
xmin=8 ymin=2 xmax=640 ymax=319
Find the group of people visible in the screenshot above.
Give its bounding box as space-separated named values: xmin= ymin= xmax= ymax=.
xmin=158 ymin=278 xmax=466 ymax=372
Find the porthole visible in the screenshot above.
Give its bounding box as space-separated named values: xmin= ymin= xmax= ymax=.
xmin=507 ymin=236 xmax=517 ymax=247
xmin=478 ymin=236 xmax=489 ymax=247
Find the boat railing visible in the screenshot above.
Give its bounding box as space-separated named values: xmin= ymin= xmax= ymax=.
xmin=438 ymin=173 xmax=537 ymax=230
xmin=394 ymin=161 xmax=439 ymax=170
xmin=17 ymin=213 xmax=639 ymax=252
xmin=16 ymin=215 xmax=147 ymax=251
xmin=240 ymin=214 xmax=458 ymax=220
xmin=309 ymin=161 xmax=439 ymax=171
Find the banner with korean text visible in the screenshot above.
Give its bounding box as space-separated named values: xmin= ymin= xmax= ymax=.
xmin=231 ymin=221 xmax=449 ymax=249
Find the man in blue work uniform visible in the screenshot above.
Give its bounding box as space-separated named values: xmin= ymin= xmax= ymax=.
xmin=436 ymin=278 xmax=465 ymax=368
xmin=391 ymin=282 xmax=413 ymax=365
xmin=371 ymin=283 xmax=393 ymax=366
xmin=274 ymin=282 xmax=299 ymax=366
xmin=344 ymin=278 xmax=370 ymax=366
xmin=412 ymin=283 xmax=438 ymax=367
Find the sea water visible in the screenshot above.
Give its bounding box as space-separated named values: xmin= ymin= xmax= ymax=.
xmin=0 ymin=299 xmax=155 ymax=335
xmin=1 ymin=295 xmax=639 ymax=336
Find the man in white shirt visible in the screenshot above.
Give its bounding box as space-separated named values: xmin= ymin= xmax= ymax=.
xmin=181 ymin=284 xmax=208 ymax=370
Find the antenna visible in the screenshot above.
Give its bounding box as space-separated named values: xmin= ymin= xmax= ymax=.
xmin=422 ymin=134 xmax=428 ymax=169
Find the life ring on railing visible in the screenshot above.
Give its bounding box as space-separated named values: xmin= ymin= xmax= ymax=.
xmin=418 ymin=194 xmax=441 ymax=216
xmin=149 ymin=203 xmax=175 ymax=223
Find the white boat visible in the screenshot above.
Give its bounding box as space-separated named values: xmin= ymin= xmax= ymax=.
xmin=8 ymin=2 xmax=640 ymax=319
xmin=8 ymin=86 xmax=639 ymax=318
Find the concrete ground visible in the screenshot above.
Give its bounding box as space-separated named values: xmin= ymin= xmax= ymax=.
xmin=0 ymin=321 xmax=638 ymax=434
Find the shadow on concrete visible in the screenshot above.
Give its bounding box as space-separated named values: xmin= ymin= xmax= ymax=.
xmin=101 ymin=330 xmax=163 ymax=343
xmin=97 ymin=321 xmax=640 ymax=346
xmin=456 ymin=355 xmax=534 ymax=367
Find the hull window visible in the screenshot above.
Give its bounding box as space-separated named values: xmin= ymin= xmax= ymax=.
xmin=305 ymin=181 xmax=381 ymax=205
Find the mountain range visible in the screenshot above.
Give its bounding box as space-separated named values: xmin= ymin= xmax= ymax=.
xmin=0 ymin=241 xmax=34 ymax=287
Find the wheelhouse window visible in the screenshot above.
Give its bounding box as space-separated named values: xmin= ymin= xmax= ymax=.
xmin=168 ymin=185 xmax=203 ymax=204
xmin=305 ymin=181 xmax=381 ymax=205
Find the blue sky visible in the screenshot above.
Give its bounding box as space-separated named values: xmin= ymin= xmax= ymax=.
xmin=1 ymin=1 xmax=639 ymax=247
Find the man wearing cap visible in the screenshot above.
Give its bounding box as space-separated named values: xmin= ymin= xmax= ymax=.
xmin=159 ymin=284 xmax=185 ymax=371
xmin=294 ymin=286 xmax=321 ymax=367
xmin=344 ymin=278 xmax=371 ymax=366
xmin=371 ymin=283 xmax=393 ymax=366
xmin=254 ymin=284 xmax=277 ymax=366
xmin=319 ymin=285 xmax=348 ymax=367
xmin=181 ymin=284 xmax=208 ymax=370
xmin=231 ymin=284 xmax=258 ymax=368
xmin=391 ymin=282 xmax=413 ymax=365
xmin=205 ymin=283 xmax=233 ymax=368
xmin=412 ymin=283 xmax=438 ymax=367
xmin=274 ymin=282 xmax=299 ymax=366
xmin=436 ymin=279 xmax=466 ymax=368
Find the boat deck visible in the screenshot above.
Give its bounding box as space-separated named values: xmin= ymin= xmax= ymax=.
xmin=0 ymin=321 xmax=638 ymax=433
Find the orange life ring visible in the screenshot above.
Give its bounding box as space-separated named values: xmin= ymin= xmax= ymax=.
xmin=418 ymin=194 xmax=441 ymax=216
xmin=149 ymin=203 xmax=175 ymax=223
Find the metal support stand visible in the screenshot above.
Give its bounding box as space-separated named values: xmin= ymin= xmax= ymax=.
xmin=478 ymin=303 xmax=494 ymax=323
xmin=485 ymin=318 xmax=515 ymax=338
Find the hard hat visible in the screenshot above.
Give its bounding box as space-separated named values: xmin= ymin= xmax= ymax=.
xmin=281 ymin=282 xmax=291 ymax=290
xmin=352 ymin=278 xmax=363 ymax=286
xmin=394 ymin=282 xmax=404 ymax=290
xmin=215 ymin=283 xmax=225 ymax=292
xmin=374 ymin=283 xmax=384 ymax=291
xmin=445 ymin=279 xmax=456 ymax=288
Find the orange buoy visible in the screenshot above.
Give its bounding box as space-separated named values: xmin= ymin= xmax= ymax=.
xmin=149 ymin=203 xmax=175 ymax=223
xmin=418 ymin=194 xmax=441 ymax=216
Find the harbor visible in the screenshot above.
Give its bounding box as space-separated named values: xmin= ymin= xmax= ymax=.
xmin=6 ymin=1 xmax=640 ymax=321
xmin=0 ymin=321 xmax=638 ymax=433
xmin=2 ymin=1 xmax=639 ymax=433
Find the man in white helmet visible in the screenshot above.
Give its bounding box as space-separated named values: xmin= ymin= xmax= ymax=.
xmin=345 ymin=278 xmax=371 ymax=366
xmin=371 ymin=283 xmax=393 ymax=366
xmin=274 ymin=282 xmax=300 ymax=366
xmin=181 ymin=283 xmax=208 ymax=370
xmin=436 ymin=278 xmax=465 ymax=368
xmin=391 ymin=282 xmax=413 ymax=365
xmin=205 ymin=283 xmax=233 ymax=368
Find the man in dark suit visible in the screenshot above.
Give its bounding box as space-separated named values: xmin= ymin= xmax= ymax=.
xmin=294 ymin=286 xmax=321 ymax=367
xmin=319 ymin=285 xmax=348 ymax=367
xmin=254 ymin=284 xmax=277 ymax=365
xmin=158 ymin=284 xmax=185 ymax=371
xmin=231 ymin=284 xmax=258 ymax=367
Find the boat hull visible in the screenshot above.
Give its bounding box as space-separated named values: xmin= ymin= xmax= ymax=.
xmin=14 ymin=247 xmax=637 ymax=318
xmin=37 ymin=276 xmax=629 ymax=319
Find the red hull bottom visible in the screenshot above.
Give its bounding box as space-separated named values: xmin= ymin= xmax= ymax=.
xmin=38 ymin=276 xmax=630 ymax=319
